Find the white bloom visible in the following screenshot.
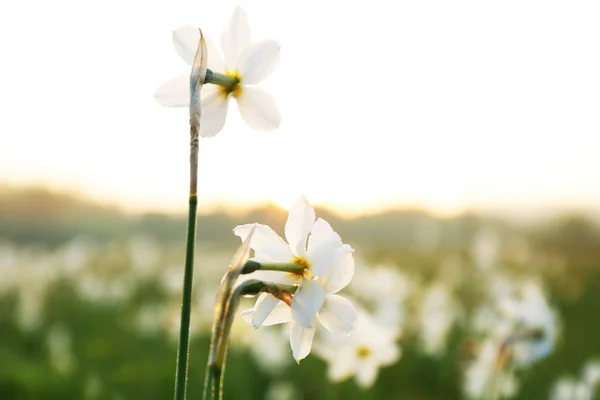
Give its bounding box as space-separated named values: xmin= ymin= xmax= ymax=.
xmin=265 ymin=381 xmax=299 ymax=400
xmin=314 ymin=312 xmax=400 ymax=388
xmin=234 ymin=196 xmax=357 ymax=362
xmin=228 ymin=314 xmax=291 ymax=374
xmin=470 ymin=227 xmax=501 ymax=270
xmin=347 ymin=263 xmax=410 ymax=336
xmin=583 ymin=360 xmax=600 ymax=388
xmin=155 ymin=6 xmax=281 ymax=138
xmin=465 ymin=280 xmax=559 ymax=399
xmin=418 ymin=283 xmax=459 ymax=356
xmin=471 ymin=279 xmax=558 ymax=367
xmin=551 ymin=360 xmax=600 ymax=400
xmin=551 ymin=378 xmax=593 ymax=400
xmin=497 ymin=281 xmax=558 ymax=366
xmin=463 ymin=339 xmax=519 ymax=400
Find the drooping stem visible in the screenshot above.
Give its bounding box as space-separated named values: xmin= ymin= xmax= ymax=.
xmin=203 ymin=279 xmax=294 ymax=400
xmin=173 ymin=28 xmax=207 ymax=400
xmin=202 ymin=228 xmax=256 ymax=400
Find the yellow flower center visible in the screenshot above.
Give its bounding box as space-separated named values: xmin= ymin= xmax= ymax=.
xmin=291 ymin=256 xmax=313 ymax=278
xmin=356 ymin=346 xmax=371 ymax=360
xmin=218 ymin=71 xmax=242 ymax=98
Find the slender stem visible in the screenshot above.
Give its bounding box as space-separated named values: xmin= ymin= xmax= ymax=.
xmin=203 ymin=360 xmax=220 ymax=400
xmin=173 ymin=125 xmax=200 ymax=400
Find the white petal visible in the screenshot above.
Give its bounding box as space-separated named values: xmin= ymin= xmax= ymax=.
xmin=327 ymin=350 xmax=356 ymax=382
xmin=284 ymin=196 xmax=315 ymax=257
xmin=309 ymin=218 xmax=342 ymax=247
xmin=172 ymin=27 xmax=225 ymax=71
xmin=252 ymin=293 xmax=282 ymax=328
xmin=241 ymin=308 xmax=253 ymax=324
xmin=355 ymin=359 xmax=378 ymax=388
xmin=173 ymin=25 xmax=225 ymax=72
xmin=236 ymin=87 xmax=281 ymax=131
xmin=306 ymin=218 xmax=343 ymax=277
xmin=237 ymin=40 xmax=281 ymax=84
xmin=244 ymin=270 xmax=298 ymax=286
xmin=233 ymin=223 xmax=293 ymax=262
xmin=221 ymin=6 xmax=251 ymax=70
xmin=317 ymin=295 xmax=357 ymax=335
xmin=155 ymin=75 xmax=189 ymax=107
xmin=291 ymin=279 xmax=325 ymax=329
xmin=205 ymin=36 xmax=225 ymax=72
xmin=373 ymin=341 xmax=400 ymax=366
xmin=290 ymin=319 xmax=316 ymax=362
xmin=198 ymin=84 xmax=228 ymax=138
xmin=322 ymin=249 xmax=355 ymax=294
xmin=172 ymin=25 xmax=199 ymax=65
xmin=261 ymin=301 xmax=292 ymax=326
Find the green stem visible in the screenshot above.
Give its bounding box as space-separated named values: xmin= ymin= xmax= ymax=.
xmin=204 ymin=69 xmax=239 ymax=93
xmin=241 ymin=261 xmax=305 ymax=275
xmin=173 ymin=125 xmax=200 ymax=400
xmin=203 ymin=280 xmax=293 ymax=400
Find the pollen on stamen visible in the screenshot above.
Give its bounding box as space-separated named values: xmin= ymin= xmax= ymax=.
xmin=290 ymin=256 xmax=313 ymax=279
xmin=291 ymin=256 xmax=311 ymax=270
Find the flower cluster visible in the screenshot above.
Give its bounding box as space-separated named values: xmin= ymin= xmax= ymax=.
xmin=233 ymin=196 xmax=358 ymax=362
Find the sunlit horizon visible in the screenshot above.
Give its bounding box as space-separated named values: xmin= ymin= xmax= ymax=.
xmin=3 ymin=180 xmax=599 ymax=222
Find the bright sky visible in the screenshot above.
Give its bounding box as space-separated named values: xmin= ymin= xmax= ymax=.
xmin=1 ymin=0 xmax=599 ymax=216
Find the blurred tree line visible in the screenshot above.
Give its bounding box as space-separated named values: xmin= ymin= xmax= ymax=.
xmin=2 ymin=186 xmax=599 ymax=255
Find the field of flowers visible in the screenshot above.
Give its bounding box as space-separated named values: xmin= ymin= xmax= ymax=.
xmin=1 ymin=208 xmax=599 ymax=399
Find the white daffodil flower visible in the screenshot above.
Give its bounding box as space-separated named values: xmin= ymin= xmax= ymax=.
xmin=348 ymin=263 xmax=410 ymax=336
xmin=463 ymin=339 xmax=519 ymax=400
xmin=418 ymin=283 xmax=460 ymax=356
xmin=234 ymin=196 xmax=358 ymax=362
xmin=497 ymin=281 xmax=558 ymax=366
xmin=315 ymin=312 xmax=401 ymax=388
xmin=551 ymin=377 xmax=594 ymax=400
xmin=155 ymin=6 xmax=281 ymax=138
xmin=583 ymin=360 xmax=600 ymax=389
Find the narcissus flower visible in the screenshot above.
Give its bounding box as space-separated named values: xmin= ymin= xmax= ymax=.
xmin=314 ymin=312 xmax=401 ymax=388
xmin=234 ymin=196 xmax=357 ymax=362
xmin=463 ymin=339 xmax=519 ymax=400
xmin=155 ymin=6 xmax=281 ymax=138
xmin=497 ymin=282 xmax=558 ymax=366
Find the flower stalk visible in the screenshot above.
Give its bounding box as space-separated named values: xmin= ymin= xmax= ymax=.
xmin=203 ymin=227 xmax=255 ymax=400
xmin=241 ymin=260 xmax=306 ymax=275
xmin=204 ymin=70 xmax=239 ymax=93
xmin=203 ymin=233 xmax=294 ymax=399
xmin=173 ymin=29 xmax=207 ymax=400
